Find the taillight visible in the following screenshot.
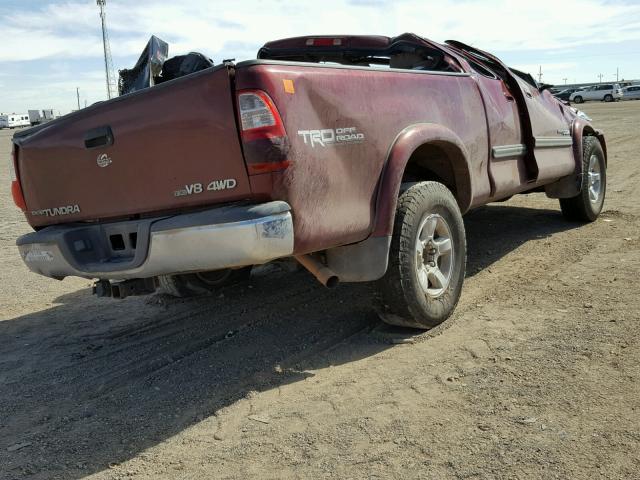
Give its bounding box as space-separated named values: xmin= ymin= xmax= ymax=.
xmin=238 ymin=91 xmax=285 ymax=140
xmin=237 ymin=90 xmax=290 ymax=174
xmin=305 ymin=38 xmax=342 ymax=46
xmin=10 ymin=144 xmax=27 ymax=211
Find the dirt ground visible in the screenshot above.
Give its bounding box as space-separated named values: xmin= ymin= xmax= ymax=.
xmin=1 ymin=102 xmax=639 ymax=480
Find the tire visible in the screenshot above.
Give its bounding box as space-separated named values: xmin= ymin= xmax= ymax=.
xmin=378 ymin=182 xmax=466 ymax=329
xmin=158 ymin=267 xmax=252 ymax=297
xmin=573 ymin=96 xmax=583 ymax=104
xmin=560 ymin=136 xmax=606 ymax=222
xmin=604 ymin=94 xmax=613 ymax=102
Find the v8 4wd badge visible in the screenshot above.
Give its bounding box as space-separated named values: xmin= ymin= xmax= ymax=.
xmin=174 ymin=178 xmax=237 ymax=197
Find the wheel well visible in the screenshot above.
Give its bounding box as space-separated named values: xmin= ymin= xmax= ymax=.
xmin=582 ymin=126 xmax=607 ymax=165
xmin=401 ymin=142 xmax=471 ymax=211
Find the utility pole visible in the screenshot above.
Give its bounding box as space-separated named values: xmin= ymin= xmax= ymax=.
xmin=597 ymin=73 xmax=603 ymax=83
xmin=76 ymin=87 xmax=81 ymax=110
xmin=563 ymin=77 xmax=568 ymax=85
xmin=537 ymin=65 xmax=543 ymax=83
xmin=97 ymin=0 xmax=117 ymax=99
xmin=615 ymin=67 xmax=619 ymax=82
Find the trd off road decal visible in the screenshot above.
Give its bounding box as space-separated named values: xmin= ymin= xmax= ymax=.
xmin=174 ymin=178 xmax=237 ymax=197
xmin=297 ymin=127 xmax=365 ymax=148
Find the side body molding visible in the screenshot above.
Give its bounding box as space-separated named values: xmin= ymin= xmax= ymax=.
xmin=371 ymin=123 xmax=474 ymax=238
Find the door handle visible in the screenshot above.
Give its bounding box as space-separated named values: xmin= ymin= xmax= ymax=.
xmin=504 ymin=92 xmax=515 ymax=101
xmin=524 ymin=91 xmax=533 ymax=99
xmin=84 ymin=126 xmax=114 ymax=149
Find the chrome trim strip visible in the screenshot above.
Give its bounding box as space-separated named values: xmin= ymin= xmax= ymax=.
xmin=492 ymin=144 xmax=527 ymax=159
xmin=534 ymin=136 xmax=573 ymax=148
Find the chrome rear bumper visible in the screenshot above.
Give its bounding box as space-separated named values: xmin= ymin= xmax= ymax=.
xmin=17 ymin=201 xmax=294 ymax=280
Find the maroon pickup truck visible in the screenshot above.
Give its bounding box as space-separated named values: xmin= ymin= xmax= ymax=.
xmin=11 ymin=34 xmax=607 ymax=329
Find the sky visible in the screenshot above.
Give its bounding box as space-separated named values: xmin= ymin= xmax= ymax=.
xmin=1 ymin=0 xmax=640 ymax=114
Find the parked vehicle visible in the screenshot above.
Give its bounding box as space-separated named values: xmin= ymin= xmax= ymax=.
xmin=570 ymin=84 xmax=623 ymax=103
xmin=11 ymin=34 xmax=607 ymax=329
xmin=0 ymin=113 xmax=31 ymax=129
xmin=554 ymin=87 xmax=582 ymax=101
xmin=622 ymin=85 xmax=640 ymax=100
xmin=28 ymin=110 xmax=42 ymax=126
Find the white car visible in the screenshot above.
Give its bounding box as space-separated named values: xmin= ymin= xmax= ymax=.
xmin=622 ymin=85 xmax=640 ymax=100
xmin=570 ymin=84 xmax=623 ymax=103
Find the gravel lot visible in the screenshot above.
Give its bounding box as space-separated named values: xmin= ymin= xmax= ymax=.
xmin=1 ymin=102 xmax=639 ymax=479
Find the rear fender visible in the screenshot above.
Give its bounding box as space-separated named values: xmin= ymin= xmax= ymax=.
xmin=371 ymin=123 xmax=473 ymax=237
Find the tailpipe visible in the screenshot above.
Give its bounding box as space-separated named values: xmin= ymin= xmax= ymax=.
xmin=295 ymin=254 xmax=339 ymax=288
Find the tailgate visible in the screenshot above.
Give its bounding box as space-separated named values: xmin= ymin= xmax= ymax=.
xmin=14 ymin=65 xmax=250 ymax=227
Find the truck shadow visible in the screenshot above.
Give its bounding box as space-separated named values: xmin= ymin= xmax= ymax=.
xmin=0 ymin=203 xmax=577 ymax=479
xmin=464 ymin=203 xmax=580 ymax=277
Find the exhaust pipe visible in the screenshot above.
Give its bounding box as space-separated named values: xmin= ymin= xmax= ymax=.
xmin=295 ymin=255 xmax=339 ymax=288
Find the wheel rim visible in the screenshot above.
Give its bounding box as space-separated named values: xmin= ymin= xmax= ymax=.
xmin=587 ymin=154 xmax=602 ymax=204
xmin=415 ymin=214 xmax=454 ymax=298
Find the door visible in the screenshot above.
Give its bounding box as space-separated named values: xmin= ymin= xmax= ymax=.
xmin=583 ymin=86 xmax=597 ymax=101
xmin=466 ymin=59 xmax=526 ymax=197
xmin=445 ymin=40 xmax=575 ymax=184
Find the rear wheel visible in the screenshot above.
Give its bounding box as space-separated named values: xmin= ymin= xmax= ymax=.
xmin=573 ymin=95 xmax=583 ymax=103
xmin=158 ymin=267 xmax=252 ymax=297
xmin=560 ymin=136 xmax=606 ymax=222
xmin=604 ymin=94 xmax=613 ymax=102
xmin=378 ymin=182 xmax=466 ymax=329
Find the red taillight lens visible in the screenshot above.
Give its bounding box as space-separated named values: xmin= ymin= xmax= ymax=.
xmin=238 ymin=90 xmax=286 ymax=141
xmin=237 ymin=90 xmax=290 ymax=174
xmin=305 ymin=38 xmax=342 ymax=46
xmin=10 ymin=144 xmax=27 ymax=211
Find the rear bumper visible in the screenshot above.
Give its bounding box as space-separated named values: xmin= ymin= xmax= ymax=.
xmin=17 ymin=201 xmax=294 ymax=280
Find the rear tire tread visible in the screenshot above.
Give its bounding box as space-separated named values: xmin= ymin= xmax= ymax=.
xmin=378 ymin=182 xmax=466 ymax=329
xmin=559 ymin=136 xmax=606 ymax=222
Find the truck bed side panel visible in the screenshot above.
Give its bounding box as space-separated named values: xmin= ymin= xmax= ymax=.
xmin=236 ymin=63 xmax=490 ymax=254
